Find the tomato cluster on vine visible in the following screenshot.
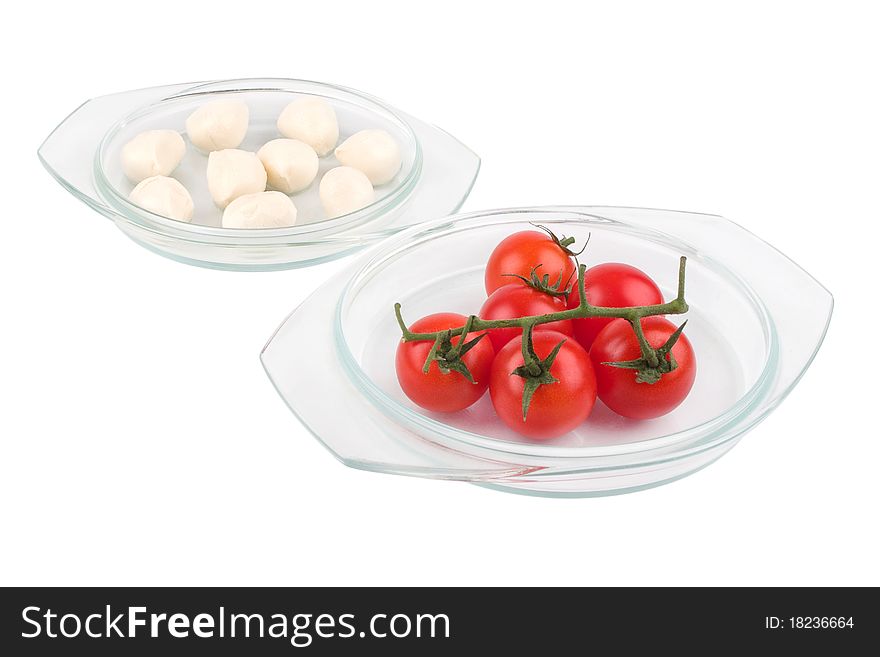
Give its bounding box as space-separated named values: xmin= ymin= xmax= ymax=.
xmin=394 ymin=227 xmax=696 ymax=439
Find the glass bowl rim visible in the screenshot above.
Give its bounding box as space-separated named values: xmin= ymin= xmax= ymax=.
xmin=93 ymin=77 xmax=424 ymax=242
xmin=332 ymin=206 xmax=779 ymax=460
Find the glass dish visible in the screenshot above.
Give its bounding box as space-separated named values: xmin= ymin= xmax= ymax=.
xmin=38 ymin=78 xmax=479 ymax=271
xmin=262 ymin=206 xmax=833 ymax=497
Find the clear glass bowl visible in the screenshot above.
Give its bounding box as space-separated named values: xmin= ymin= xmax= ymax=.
xmin=38 ymin=78 xmax=479 ymax=271
xmin=262 ymin=206 xmax=833 ymax=497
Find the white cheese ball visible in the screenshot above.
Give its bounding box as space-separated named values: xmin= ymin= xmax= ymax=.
xmin=185 ymin=100 xmax=249 ymax=152
xmin=121 ymin=130 xmax=186 ymax=184
xmin=206 ymin=149 xmax=267 ymax=209
xmin=334 ymin=129 xmax=402 ymax=185
xmin=222 ymin=191 xmax=297 ymax=229
xmin=319 ymin=166 xmax=375 ymax=218
xmin=129 ymin=176 xmax=194 ymax=222
xmin=276 ymin=97 xmax=338 ymax=156
xmin=257 ymin=139 xmax=319 ymax=194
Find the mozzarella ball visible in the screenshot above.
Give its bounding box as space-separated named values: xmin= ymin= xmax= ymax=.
xmin=185 ymin=100 xmax=249 ymax=152
xmin=334 ymin=129 xmax=402 ymax=185
xmin=257 ymin=139 xmax=319 ymax=194
xmin=121 ymin=130 xmax=186 ymax=183
xmin=222 ymin=191 xmax=297 ymax=229
xmin=319 ymin=166 xmax=374 ymax=218
xmin=129 ymin=176 xmax=194 ymax=222
xmin=276 ymin=97 xmax=338 ymax=156
xmin=206 ymin=149 xmax=267 ymax=209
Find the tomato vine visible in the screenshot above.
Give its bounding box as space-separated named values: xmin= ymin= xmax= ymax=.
xmin=393 ymin=230 xmax=691 ymax=417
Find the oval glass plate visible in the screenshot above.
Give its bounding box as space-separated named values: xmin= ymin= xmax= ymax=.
xmin=261 ymin=206 xmax=832 ymax=497
xmin=38 ymin=78 xmax=479 ymax=271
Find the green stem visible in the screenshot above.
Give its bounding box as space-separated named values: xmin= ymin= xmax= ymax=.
xmin=520 ymin=323 xmax=541 ymax=376
xmin=677 ymin=255 xmax=687 ymax=302
xmin=629 ymin=317 xmax=659 ymax=368
xmin=447 ymin=314 xmax=475 ymax=359
xmin=394 ymin=257 xmax=690 ymax=343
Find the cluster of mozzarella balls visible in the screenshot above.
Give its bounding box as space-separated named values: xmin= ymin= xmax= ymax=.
xmin=121 ymin=97 xmax=402 ymax=228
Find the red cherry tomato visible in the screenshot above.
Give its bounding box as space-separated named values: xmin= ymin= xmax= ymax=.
xmin=395 ymin=313 xmax=495 ymax=413
xmin=489 ymin=331 xmax=597 ymax=439
xmin=566 ymin=263 xmax=664 ymax=350
xmin=589 ymin=317 xmax=696 ymax=419
xmin=479 ymin=284 xmax=574 ymax=352
xmin=485 ymin=230 xmax=577 ymax=295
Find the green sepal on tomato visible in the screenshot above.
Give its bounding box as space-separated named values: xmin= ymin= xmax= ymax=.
xmin=590 ymin=316 xmax=696 ymax=419
xmin=489 ymin=330 xmax=597 ymax=439
xmin=566 ymin=262 xmax=664 ymax=350
xmin=395 ymin=312 xmax=495 ymax=413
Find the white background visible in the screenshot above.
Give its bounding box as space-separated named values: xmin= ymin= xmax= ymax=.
xmin=2 ymin=1 xmax=877 ymax=586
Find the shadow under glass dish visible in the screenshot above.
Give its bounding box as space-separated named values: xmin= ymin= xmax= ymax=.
xmin=262 ymin=207 xmax=832 ymax=496
xmin=38 ymin=78 xmax=480 ymax=270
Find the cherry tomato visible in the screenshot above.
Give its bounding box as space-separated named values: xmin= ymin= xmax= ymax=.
xmin=566 ymin=263 xmax=664 ymax=350
xmin=589 ymin=317 xmax=696 ymax=419
xmin=395 ymin=313 xmax=494 ymax=413
xmin=489 ymin=331 xmax=596 ymax=439
xmin=479 ymin=284 xmax=574 ymax=352
xmin=484 ymin=230 xmax=576 ymax=295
